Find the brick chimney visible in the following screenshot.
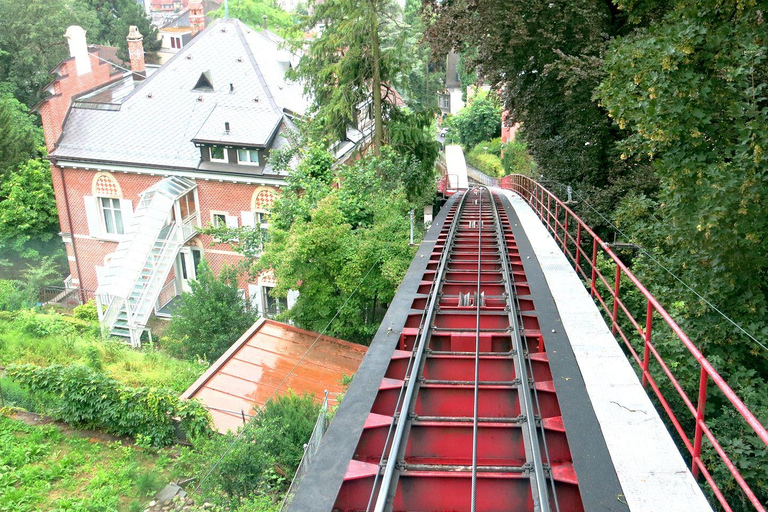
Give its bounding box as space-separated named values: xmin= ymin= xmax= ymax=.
xmin=126 ymin=26 xmax=146 ymax=77
xmin=35 ymin=26 xmax=113 ymax=151
xmin=189 ymin=1 xmax=205 ymax=37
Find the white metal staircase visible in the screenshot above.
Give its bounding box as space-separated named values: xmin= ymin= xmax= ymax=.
xmin=96 ymin=177 xmax=198 ymax=347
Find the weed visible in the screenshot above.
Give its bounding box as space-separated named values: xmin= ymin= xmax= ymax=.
xmin=135 ymin=468 xmax=162 ymax=497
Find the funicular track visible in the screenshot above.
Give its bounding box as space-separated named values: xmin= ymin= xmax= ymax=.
xmin=335 ymin=188 xmax=583 ymax=512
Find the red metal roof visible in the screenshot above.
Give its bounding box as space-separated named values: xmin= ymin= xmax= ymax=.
xmin=181 ymin=318 xmax=367 ymax=433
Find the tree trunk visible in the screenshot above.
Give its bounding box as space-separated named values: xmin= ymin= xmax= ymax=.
xmin=369 ymin=0 xmax=383 ymax=156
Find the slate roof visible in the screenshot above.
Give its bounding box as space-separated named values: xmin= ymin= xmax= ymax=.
xmin=181 ymin=318 xmax=367 ymax=433
xmin=52 ymin=18 xmax=308 ymax=173
xmin=192 ymin=104 xmax=282 ymax=147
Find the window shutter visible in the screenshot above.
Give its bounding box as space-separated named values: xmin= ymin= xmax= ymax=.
xmin=83 ymin=196 xmax=101 ymax=237
xmin=248 ymin=284 xmax=262 ymax=315
xmin=120 ymin=199 xmax=134 ymax=233
xmin=241 ymin=211 xmax=255 ymax=227
xmin=95 ymin=265 xmax=106 ymax=287
xmin=287 ymin=289 xmax=299 ymax=309
xmin=225 ymin=215 xmax=239 ymax=229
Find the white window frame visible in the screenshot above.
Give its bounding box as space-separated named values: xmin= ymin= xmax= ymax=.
xmin=237 ymin=148 xmax=259 ymax=166
xmin=210 ymin=211 xmax=239 ymax=241
xmin=84 ymin=195 xmax=133 ymax=241
xmin=100 ymin=197 xmax=124 ymax=235
xmin=209 ymin=146 xmax=228 ymax=163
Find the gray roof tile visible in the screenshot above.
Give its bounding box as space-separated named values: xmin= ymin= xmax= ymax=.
xmin=53 ymin=19 xmax=309 ymax=171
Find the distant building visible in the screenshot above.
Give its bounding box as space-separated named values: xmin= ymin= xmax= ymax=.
xmin=438 ymin=51 xmax=464 ymax=116
xmin=156 ymin=0 xmax=222 ymax=63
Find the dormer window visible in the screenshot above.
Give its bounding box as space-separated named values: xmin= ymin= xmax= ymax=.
xmin=193 ymin=70 xmax=214 ymax=92
xmin=209 ymin=146 xmax=228 ymax=162
xmin=237 ymin=148 xmax=259 ymax=166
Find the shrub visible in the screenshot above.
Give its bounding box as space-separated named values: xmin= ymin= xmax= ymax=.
xmin=466 ymin=151 xmax=504 ymax=178
xmin=167 ymin=260 xmax=256 ymax=361
xmin=17 ymin=310 xmax=76 ymax=337
xmin=6 ymin=363 xmax=212 ymax=446
xmin=181 ymin=393 xmax=321 ymax=507
xmin=501 ymin=139 xmax=537 ymax=176
xmin=473 ymin=137 xmax=502 ymax=157
xmin=0 ymin=279 xmax=33 ymax=311
xmin=73 ymin=300 xmax=99 ymax=321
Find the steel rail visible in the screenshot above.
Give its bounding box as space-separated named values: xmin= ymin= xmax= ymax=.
xmin=494 ymin=193 xmax=562 ymax=512
xmin=487 ymin=187 xmax=551 ymax=512
xmin=372 ymin=190 xmax=472 ymax=512
xmin=364 ymin=199 xmax=461 ymax=512
xmin=471 ymin=187 xmax=484 ymax=512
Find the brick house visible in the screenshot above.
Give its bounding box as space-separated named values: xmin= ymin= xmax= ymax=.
xmin=36 ymin=19 xmax=311 ymax=346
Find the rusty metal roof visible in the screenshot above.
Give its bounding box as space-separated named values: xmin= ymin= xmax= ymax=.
xmin=181 ymin=318 xmax=367 ymax=433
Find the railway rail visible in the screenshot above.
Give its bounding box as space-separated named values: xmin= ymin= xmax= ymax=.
xmin=287 ymin=183 xmax=735 ymax=512
xmin=333 ymin=187 xmax=584 ymax=511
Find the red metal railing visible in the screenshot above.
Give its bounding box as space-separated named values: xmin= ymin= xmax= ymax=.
xmin=437 ymin=174 xmax=462 ymax=197
xmin=500 ymin=174 xmax=768 ymax=512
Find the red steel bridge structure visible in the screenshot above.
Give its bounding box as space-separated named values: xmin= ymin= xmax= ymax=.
xmin=287 ymin=176 xmax=767 ymax=512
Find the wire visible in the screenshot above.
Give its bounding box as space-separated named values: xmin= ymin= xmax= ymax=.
xmin=175 ymin=260 xmax=381 ymax=510
xmin=543 ymin=180 xmax=768 ymax=355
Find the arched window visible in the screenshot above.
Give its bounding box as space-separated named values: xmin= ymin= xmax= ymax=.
xmin=251 ymin=187 xmax=276 ymax=213
xmin=241 ymin=187 xmax=278 ymax=254
xmin=84 ymin=173 xmax=133 ymax=238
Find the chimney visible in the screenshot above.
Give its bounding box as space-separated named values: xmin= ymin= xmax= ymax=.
xmin=126 ymin=26 xmax=146 ymax=77
xmin=262 ymin=15 xmax=268 ymax=31
xmin=64 ymin=26 xmax=91 ymax=76
xmin=189 ymin=1 xmax=205 ymax=37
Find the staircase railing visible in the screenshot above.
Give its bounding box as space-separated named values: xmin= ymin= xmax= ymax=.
xmin=127 ymin=223 xmax=181 ymax=329
xmin=500 ymin=174 xmax=768 ymax=512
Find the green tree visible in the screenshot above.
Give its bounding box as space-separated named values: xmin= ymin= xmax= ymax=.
xmin=0 ymin=92 xmax=43 ymax=179
xmin=0 ymin=158 xmax=61 ymax=263
xmin=386 ymin=107 xmax=440 ymax=201
xmin=401 ymin=0 xmax=443 ymax=111
xmin=209 ymin=0 xmax=298 ymax=37
xmin=446 ymin=90 xmax=502 ymax=149
xmin=422 ymin=0 xmax=652 ymax=213
xmin=502 ymin=139 xmax=536 ymax=176
xmin=78 ymin=0 xmax=160 ymax=62
xmin=597 ymin=6 xmax=768 ymax=503
xmin=597 ymin=2 xmax=768 ymax=358
xmin=258 ymin=150 xmax=418 ymax=343
xmin=292 ymin=0 xmax=403 ymax=154
xmin=167 ymin=260 xmax=256 ymax=361
xmin=0 ymin=0 xmax=98 ymax=106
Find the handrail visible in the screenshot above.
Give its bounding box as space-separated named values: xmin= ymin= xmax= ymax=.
xmin=129 ymin=223 xmax=181 ymax=323
xmin=500 ymin=174 xmax=767 ymax=512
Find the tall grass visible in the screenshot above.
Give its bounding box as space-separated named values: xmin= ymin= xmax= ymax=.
xmin=0 ymin=310 xmax=207 ymax=395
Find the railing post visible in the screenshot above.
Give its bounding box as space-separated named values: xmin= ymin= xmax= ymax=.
xmin=691 ymin=368 xmax=709 ymax=479
xmin=547 ymin=193 xmax=552 ymax=231
xmin=642 ymin=299 xmax=653 ymax=387
xmin=612 ymin=262 xmax=621 ymax=334
xmin=590 ymin=239 xmax=598 ymax=297
xmin=555 ymin=202 xmax=560 ymax=242
xmin=563 ymin=210 xmax=569 ymax=254
xmin=575 ymin=224 xmax=582 ymax=271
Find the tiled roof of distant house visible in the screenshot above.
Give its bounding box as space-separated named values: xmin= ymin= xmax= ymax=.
xmin=51 ymin=18 xmax=307 ymax=174
xmin=181 ymin=319 xmax=367 ymax=433
xmin=90 ymin=45 xmax=131 ymax=69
